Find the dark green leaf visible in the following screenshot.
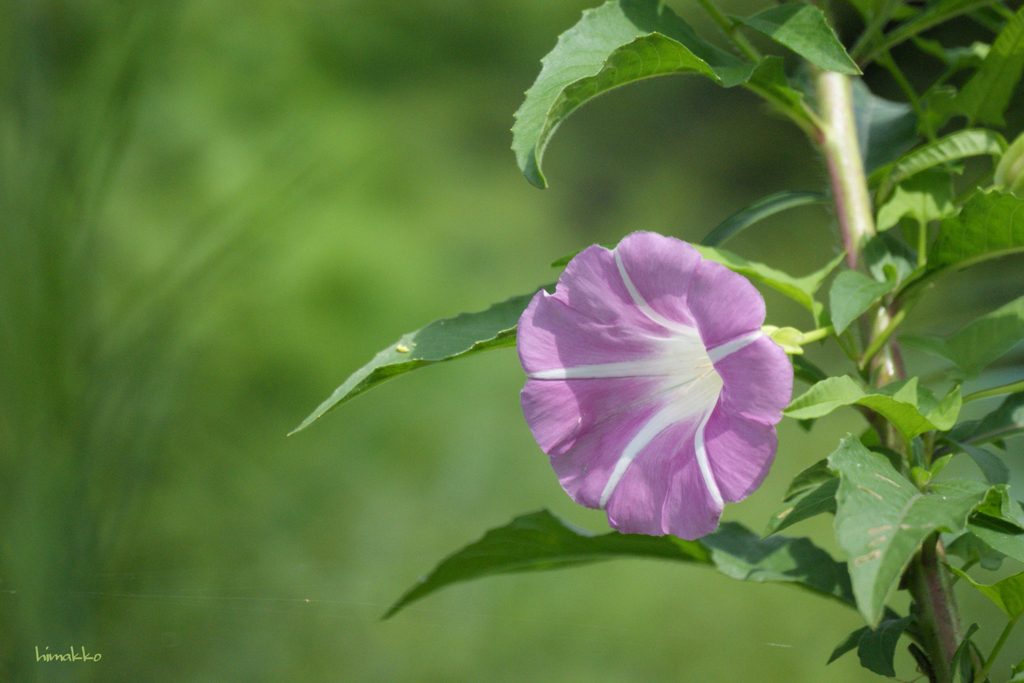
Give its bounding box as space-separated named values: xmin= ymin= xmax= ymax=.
xmin=901 ymin=292 xmax=1024 ymax=380
xmin=385 ymin=510 xmax=855 ymax=618
xmin=828 ymin=436 xmax=990 ymax=625
xmin=948 ymin=4 xmax=1024 ymax=126
xmin=793 ymin=355 xmax=829 ymax=386
xmin=950 ymin=622 xmax=981 ymax=683
xmin=948 ymin=566 xmax=1024 ymax=618
xmin=828 ymin=625 xmax=868 ymax=664
xmin=828 ymin=270 xmax=897 ymax=335
xmin=290 ymin=290 xmax=544 ymax=434
xmin=853 ymin=80 xmax=919 ymax=174
xmin=784 ymin=459 xmax=836 ymax=499
xmin=1010 ymin=657 xmax=1024 ymax=681
xmin=970 ymin=514 xmax=1024 ymax=564
xmin=764 ymin=477 xmax=839 ymax=537
xmin=872 ymin=129 xmax=1006 ymax=204
xmin=948 ymin=440 xmax=1011 ymax=484
xmin=864 ymin=231 xmax=919 ymax=284
xmin=785 ymin=376 xmax=962 ymax=441
xmin=858 ymin=615 xmax=913 ymax=676
xmin=947 ymin=532 xmax=1006 ymax=570
xmin=861 ymin=0 xmax=1000 ymax=65
xmin=512 ymin=0 xmax=756 ymax=188
xmin=949 ymin=391 xmax=1024 ymax=446
xmin=737 ymin=4 xmax=860 ymax=74
xmin=701 ymin=191 xmax=825 ymax=247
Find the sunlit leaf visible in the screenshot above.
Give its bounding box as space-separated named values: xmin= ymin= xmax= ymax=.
xmin=901 ymin=292 xmax=1024 ymax=379
xmin=828 ymin=436 xmax=990 ymax=625
xmin=875 ymin=169 xmax=957 ymax=231
xmin=947 ymin=4 xmax=1024 ymax=126
xmin=512 ymin=0 xmax=756 ymax=188
xmin=290 ymin=290 xmax=545 ymax=434
xmin=872 ymin=129 xmax=1006 ymax=204
xmin=384 ymin=510 xmax=854 ymax=618
xmin=785 ymin=376 xmax=962 ymax=441
xmin=828 ymin=270 xmax=897 ymax=335
xmin=737 ymin=4 xmax=860 ymax=74
xmin=701 ymin=191 xmax=825 ymax=247
xmin=948 ymin=566 xmax=1024 ymax=618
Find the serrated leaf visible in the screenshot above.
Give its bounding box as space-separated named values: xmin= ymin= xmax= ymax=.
xmin=291 ymin=290 xmax=544 ymax=434
xmin=872 ymin=129 xmax=1006 ymax=204
xmin=875 ymin=168 xmax=957 ymax=232
xmin=948 ymin=566 xmax=1024 ymax=618
xmin=701 ymin=190 xmax=825 ymax=247
xmin=695 ymin=245 xmax=844 ymax=323
xmin=828 ymin=436 xmax=990 ymax=625
xmin=900 ymin=292 xmax=1024 ymax=380
xmin=853 ymin=80 xmax=919 ymax=174
xmin=858 ymin=615 xmax=914 ymax=676
xmin=764 ymin=477 xmax=839 ymax=537
xmin=736 ymin=4 xmax=860 ymax=75
xmin=512 ymin=0 xmax=756 ymax=188
xmin=384 ymin=510 xmax=854 ymax=618
xmin=785 ymin=376 xmax=962 ymax=441
xmin=948 ymin=4 xmax=1024 ymax=126
xmin=828 ymin=270 xmax=897 ymax=335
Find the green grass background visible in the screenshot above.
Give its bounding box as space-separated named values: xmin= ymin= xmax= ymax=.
xmin=1 ymin=1 xmax=1021 ymax=681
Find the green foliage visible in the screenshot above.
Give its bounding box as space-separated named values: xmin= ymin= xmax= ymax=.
xmin=875 ymin=169 xmax=957 ymax=231
xmin=701 ymin=191 xmax=826 ymax=248
xmin=901 ymin=292 xmax=1024 ymax=379
xmin=828 ymin=436 xmax=990 ymax=625
xmin=291 ymin=290 xmax=544 ymax=434
xmin=385 ymin=510 xmax=854 ymax=619
xmin=948 ymin=567 xmax=1024 ymax=619
xmin=785 ymin=376 xmax=962 ymax=441
xmin=736 ymin=4 xmax=860 ymax=75
xmin=511 ymin=0 xmax=754 ymax=188
xmin=856 ymin=615 xmax=914 ymax=676
xmin=948 ymin=391 xmax=1024 ymax=447
xmin=828 ymin=270 xmax=897 ymax=335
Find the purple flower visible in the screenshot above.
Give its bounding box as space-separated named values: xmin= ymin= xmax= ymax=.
xmin=518 ymin=232 xmax=793 ymax=540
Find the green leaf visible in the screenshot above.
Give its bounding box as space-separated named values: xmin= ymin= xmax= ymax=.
xmin=901 ymin=292 xmax=1024 ymax=380
xmin=701 ymin=191 xmax=826 ymax=247
xmin=764 ymin=477 xmax=838 ymax=537
xmin=828 ymin=436 xmax=990 ymax=625
xmin=785 ymin=376 xmax=962 ymax=441
xmin=784 ymin=459 xmax=836 ymax=499
xmin=875 ymin=169 xmax=957 ymax=232
xmin=861 ymin=0 xmax=1003 ymax=66
xmin=828 ymin=270 xmax=897 ymax=335
xmin=864 ymin=231 xmax=920 ymax=285
xmin=948 ymin=566 xmax=1024 ymax=618
xmin=1011 ymin=657 xmax=1024 ymax=681
xmin=949 ymin=391 xmax=1024 ymax=447
xmin=947 ymin=4 xmax=1024 ymax=126
xmin=858 ymin=615 xmax=913 ymax=676
xmin=947 ymin=440 xmax=1011 ymax=484
xmin=947 ymin=531 xmax=1006 ymax=570
xmin=950 ymin=622 xmax=981 ymax=683
xmin=828 ymin=625 xmax=867 ymax=664
xmin=853 ymin=80 xmax=919 ymax=174
xmin=290 ymin=290 xmax=543 ymax=434
xmin=872 ymin=129 xmax=1006 ymax=204
xmin=695 ymin=245 xmax=844 ymax=323
xmin=736 ymin=4 xmax=860 ymax=75
xmin=512 ymin=0 xmax=756 ymax=188
xmin=385 ymin=512 xmax=855 ymax=619
xmin=969 ymin=514 xmax=1024 ymax=564
xmin=744 ymin=56 xmax=815 ymax=129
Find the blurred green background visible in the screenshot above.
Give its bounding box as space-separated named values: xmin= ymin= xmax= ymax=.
xmin=1 ymin=1 xmax=1021 ymax=681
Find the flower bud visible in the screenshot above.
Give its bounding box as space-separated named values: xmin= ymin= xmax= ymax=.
xmin=994 ymin=131 xmax=1024 ymax=196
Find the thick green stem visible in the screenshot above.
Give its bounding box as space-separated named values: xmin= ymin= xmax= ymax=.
xmin=815 ymin=68 xmax=962 ymax=683
xmin=815 ymin=70 xmax=875 ymax=270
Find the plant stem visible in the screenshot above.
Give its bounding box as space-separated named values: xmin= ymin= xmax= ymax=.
xmin=692 ymin=0 xmax=762 ymax=63
xmin=975 ymin=615 xmax=1020 ymax=682
xmin=815 ymin=70 xmax=876 ymax=270
xmin=906 ymin=536 xmax=962 ymax=683
xmin=962 ymin=377 xmax=1024 ymax=403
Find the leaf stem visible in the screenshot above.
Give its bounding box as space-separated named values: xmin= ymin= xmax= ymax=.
xmin=692 ymin=0 xmax=762 ymax=63
xmin=974 ymin=615 xmax=1019 ymax=682
xmin=800 ymin=325 xmax=835 ymax=344
xmin=963 ymin=378 xmax=1024 ymax=403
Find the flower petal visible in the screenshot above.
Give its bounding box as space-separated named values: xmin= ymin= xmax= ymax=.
xmin=613 ymin=231 xmax=702 ymax=332
xmin=705 ymin=403 xmax=778 ymax=503
xmin=712 ymin=335 xmax=793 ymax=425
xmin=687 ymin=258 xmax=767 ymax=349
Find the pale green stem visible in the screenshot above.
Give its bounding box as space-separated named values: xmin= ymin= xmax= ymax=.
xmin=816 ymin=70 xmax=876 ymax=270
xmin=963 ymin=378 xmax=1024 ymax=403
xmin=860 ymin=308 xmax=907 ymax=372
xmin=974 ymin=615 xmax=1019 ymax=683
xmin=800 ymin=326 xmax=834 ymax=344
xmin=692 ymin=0 xmax=762 ymax=63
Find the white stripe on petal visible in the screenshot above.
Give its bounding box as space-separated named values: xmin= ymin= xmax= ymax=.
xmin=707 ymin=331 xmax=762 ymax=363
xmin=693 ymin=408 xmax=724 ymax=509
xmin=599 ymin=403 xmax=682 ymax=508
xmin=614 ymin=248 xmax=699 ymax=337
